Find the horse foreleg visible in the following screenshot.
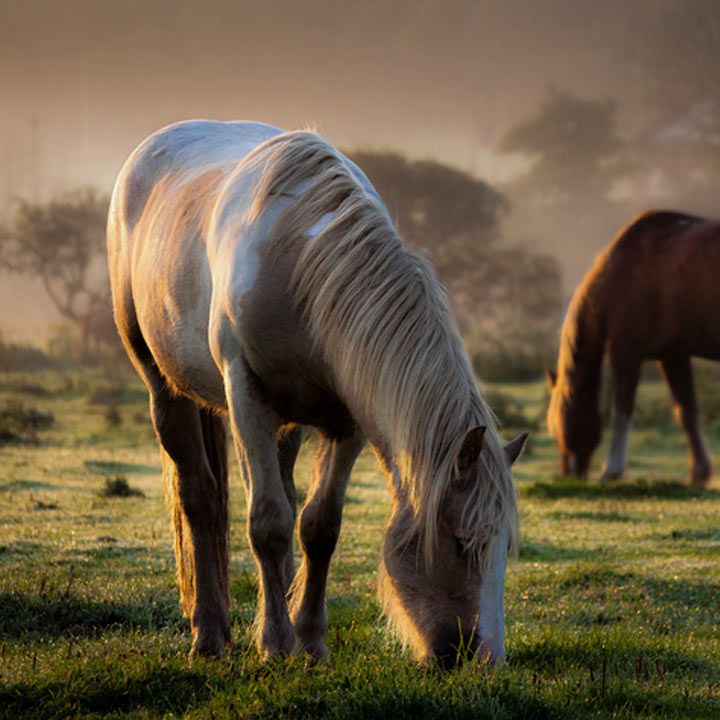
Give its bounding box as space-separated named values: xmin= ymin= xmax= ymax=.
xmin=224 ymin=362 xmax=296 ymax=659
xmin=150 ymin=390 xmax=231 ymax=658
xmin=660 ymin=356 xmax=712 ymax=486
xmin=601 ymin=355 xmax=640 ymax=481
xmin=289 ymin=428 xmax=365 ymax=658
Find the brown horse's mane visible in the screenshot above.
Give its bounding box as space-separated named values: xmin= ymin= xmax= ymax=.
xmin=547 ymin=275 xmax=605 ymax=438
xmin=242 ymin=130 xmax=517 ymax=568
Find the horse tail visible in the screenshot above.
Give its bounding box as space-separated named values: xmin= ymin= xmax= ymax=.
xmin=199 ymin=408 xmax=230 ymax=608
xmin=163 ymin=407 xmax=230 ymax=616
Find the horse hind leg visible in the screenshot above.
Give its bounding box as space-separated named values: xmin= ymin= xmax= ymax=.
xmin=114 ymin=316 xmax=231 ymax=657
xmin=289 ymin=428 xmax=365 ymax=658
xmin=660 ymin=356 xmax=712 ymax=486
xmin=153 ymin=389 xmax=231 ymax=657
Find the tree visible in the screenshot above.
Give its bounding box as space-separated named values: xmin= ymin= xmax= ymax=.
xmin=495 ymin=90 xmax=632 ymax=287
xmin=0 ymin=188 xmax=110 ymax=326
xmin=497 ymin=88 xmax=629 ymax=206
xmin=347 ymin=150 xmax=562 ymax=334
xmin=631 ymin=4 xmax=720 ymax=211
xmin=348 ymin=151 xmax=507 ymax=253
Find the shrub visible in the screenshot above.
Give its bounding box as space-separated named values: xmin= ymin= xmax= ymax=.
xmin=104 ymin=405 xmax=122 ymax=428
xmin=0 ymin=399 xmax=54 ymax=443
xmin=469 ymin=322 xmax=558 ymax=382
xmin=485 ymin=389 xmax=540 ymax=431
xmin=98 ymin=476 xmax=144 ymax=498
xmin=0 ymin=334 xmax=58 ymax=372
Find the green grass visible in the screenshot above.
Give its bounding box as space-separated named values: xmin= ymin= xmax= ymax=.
xmin=0 ymin=368 xmax=718 ymax=718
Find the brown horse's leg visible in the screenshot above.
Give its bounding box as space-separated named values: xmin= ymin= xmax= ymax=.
xmin=224 ymin=361 xmax=296 ymax=659
xmin=289 ymin=428 xmax=365 ymax=658
xmin=602 ymin=353 xmax=641 ymax=481
xmin=150 ymin=386 xmax=231 ymax=658
xmin=659 ymin=356 xmax=712 ymax=486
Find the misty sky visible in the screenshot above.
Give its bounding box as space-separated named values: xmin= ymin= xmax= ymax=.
xmin=0 ymin=0 xmax=715 ymax=337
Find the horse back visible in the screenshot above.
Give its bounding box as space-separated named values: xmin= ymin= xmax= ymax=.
xmin=107 ymin=121 xmax=284 ymax=407
xmin=588 ymin=210 xmax=720 ymax=359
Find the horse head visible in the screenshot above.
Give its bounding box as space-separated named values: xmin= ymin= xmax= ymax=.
xmin=546 ymin=367 xmax=601 ymax=477
xmin=380 ymin=427 xmax=526 ymax=668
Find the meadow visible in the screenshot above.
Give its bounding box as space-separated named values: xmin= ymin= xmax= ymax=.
xmin=0 ymin=364 xmax=718 ymax=719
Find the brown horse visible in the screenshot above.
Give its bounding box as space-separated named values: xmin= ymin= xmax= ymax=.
xmin=547 ymin=210 xmax=719 ymax=485
xmin=107 ymin=120 xmax=526 ymax=666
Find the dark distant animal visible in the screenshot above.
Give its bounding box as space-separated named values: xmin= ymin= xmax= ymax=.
xmin=107 ymin=120 xmax=526 ymax=666
xmin=547 ymin=210 xmax=719 ymax=485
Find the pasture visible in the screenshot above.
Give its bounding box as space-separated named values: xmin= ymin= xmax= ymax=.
xmin=0 ymin=366 xmax=718 ymax=719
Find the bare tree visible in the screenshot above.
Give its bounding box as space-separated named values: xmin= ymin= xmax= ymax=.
xmin=0 ymin=188 xmax=110 ymax=325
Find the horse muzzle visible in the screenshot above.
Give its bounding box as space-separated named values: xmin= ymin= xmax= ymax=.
xmin=423 ymin=626 xmax=503 ymax=669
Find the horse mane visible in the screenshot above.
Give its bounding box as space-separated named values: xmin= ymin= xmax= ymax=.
xmin=548 ymin=253 xmax=607 ymax=438
xmin=244 ymin=130 xmax=517 ymax=568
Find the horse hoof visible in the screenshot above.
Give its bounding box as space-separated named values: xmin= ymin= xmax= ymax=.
xmin=190 ymin=631 xmax=230 ymax=660
xmin=690 ymin=469 xmax=711 ymax=487
xmin=294 ymin=640 xmax=328 ymax=661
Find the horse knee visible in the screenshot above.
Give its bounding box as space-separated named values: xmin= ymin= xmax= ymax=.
xmin=299 ymin=502 xmax=339 ymax=562
xmin=249 ymin=496 xmax=294 ymax=559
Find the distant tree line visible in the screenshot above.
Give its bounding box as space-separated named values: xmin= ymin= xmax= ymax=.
xmin=347 ymin=151 xmax=563 ymax=335
xmin=0 ymin=154 xmax=564 ymax=360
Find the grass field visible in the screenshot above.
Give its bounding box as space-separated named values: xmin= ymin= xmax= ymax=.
xmin=0 ymin=367 xmax=718 ymax=719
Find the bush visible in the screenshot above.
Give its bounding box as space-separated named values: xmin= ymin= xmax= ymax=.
xmin=469 ymin=322 xmax=558 ymax=382
xmin=484 ymin=390 xmax=540 ymax=432
xmin=98 ymin=476 xmax=144 ymax=498
xmin=0 ymin=399 xmax=54 ymax=443
xmin=0 ymin=334 xmax=58 ymax=372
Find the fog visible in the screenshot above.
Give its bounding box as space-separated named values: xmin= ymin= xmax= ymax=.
xmin=1 ymin=0 xmax=718 ymax=339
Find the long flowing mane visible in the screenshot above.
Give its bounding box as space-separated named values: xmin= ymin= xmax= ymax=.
xmin=242 ymin=130 xmax=517 ymax=567
xmin=548 ymin=256 xmax=606 ymax=438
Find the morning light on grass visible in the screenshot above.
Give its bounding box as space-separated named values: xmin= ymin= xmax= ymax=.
xmin=0 ymin=366 xmax=718 ymax=719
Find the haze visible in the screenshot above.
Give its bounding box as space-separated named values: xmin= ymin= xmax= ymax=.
xmin=1 ymin=0 xmax=717 ymax=339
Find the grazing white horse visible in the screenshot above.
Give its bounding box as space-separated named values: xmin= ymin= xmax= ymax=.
xmin=107 ymin=120 xmax=526 ymax=666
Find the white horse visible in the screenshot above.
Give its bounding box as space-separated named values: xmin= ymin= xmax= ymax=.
xmin=107 ymin=120 xmax=526 ymax=666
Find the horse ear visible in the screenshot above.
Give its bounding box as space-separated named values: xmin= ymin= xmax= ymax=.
xmin=504 ymin=432 xmax=529 ymax=466
xmin=545 ymin=367 xmax=557 ymax=390
xmin=455 ymin=425 xmax=486 ymax=475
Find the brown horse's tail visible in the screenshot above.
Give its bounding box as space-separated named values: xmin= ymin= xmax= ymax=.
xmin=164 ymin=408 xmax=230 ymax=617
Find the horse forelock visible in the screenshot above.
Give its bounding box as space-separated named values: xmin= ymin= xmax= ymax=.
xmin=244 ymin=129 xmax=517 ymax=570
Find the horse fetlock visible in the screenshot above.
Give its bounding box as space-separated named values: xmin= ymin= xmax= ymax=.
xmin=189 ymin=605 xmax=231 ymax=659
xmin=258 ymin=616 xmax=296 ymax=659
xmin=190 ymin=625 xmax=231 ymax=659
xmin=599 ymin=467 xmax=623 ymax=483
xmin=291 ymin=606 xmax=327 ymax=655
xmin=691 ymin=462 xmax=712 ymax=486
